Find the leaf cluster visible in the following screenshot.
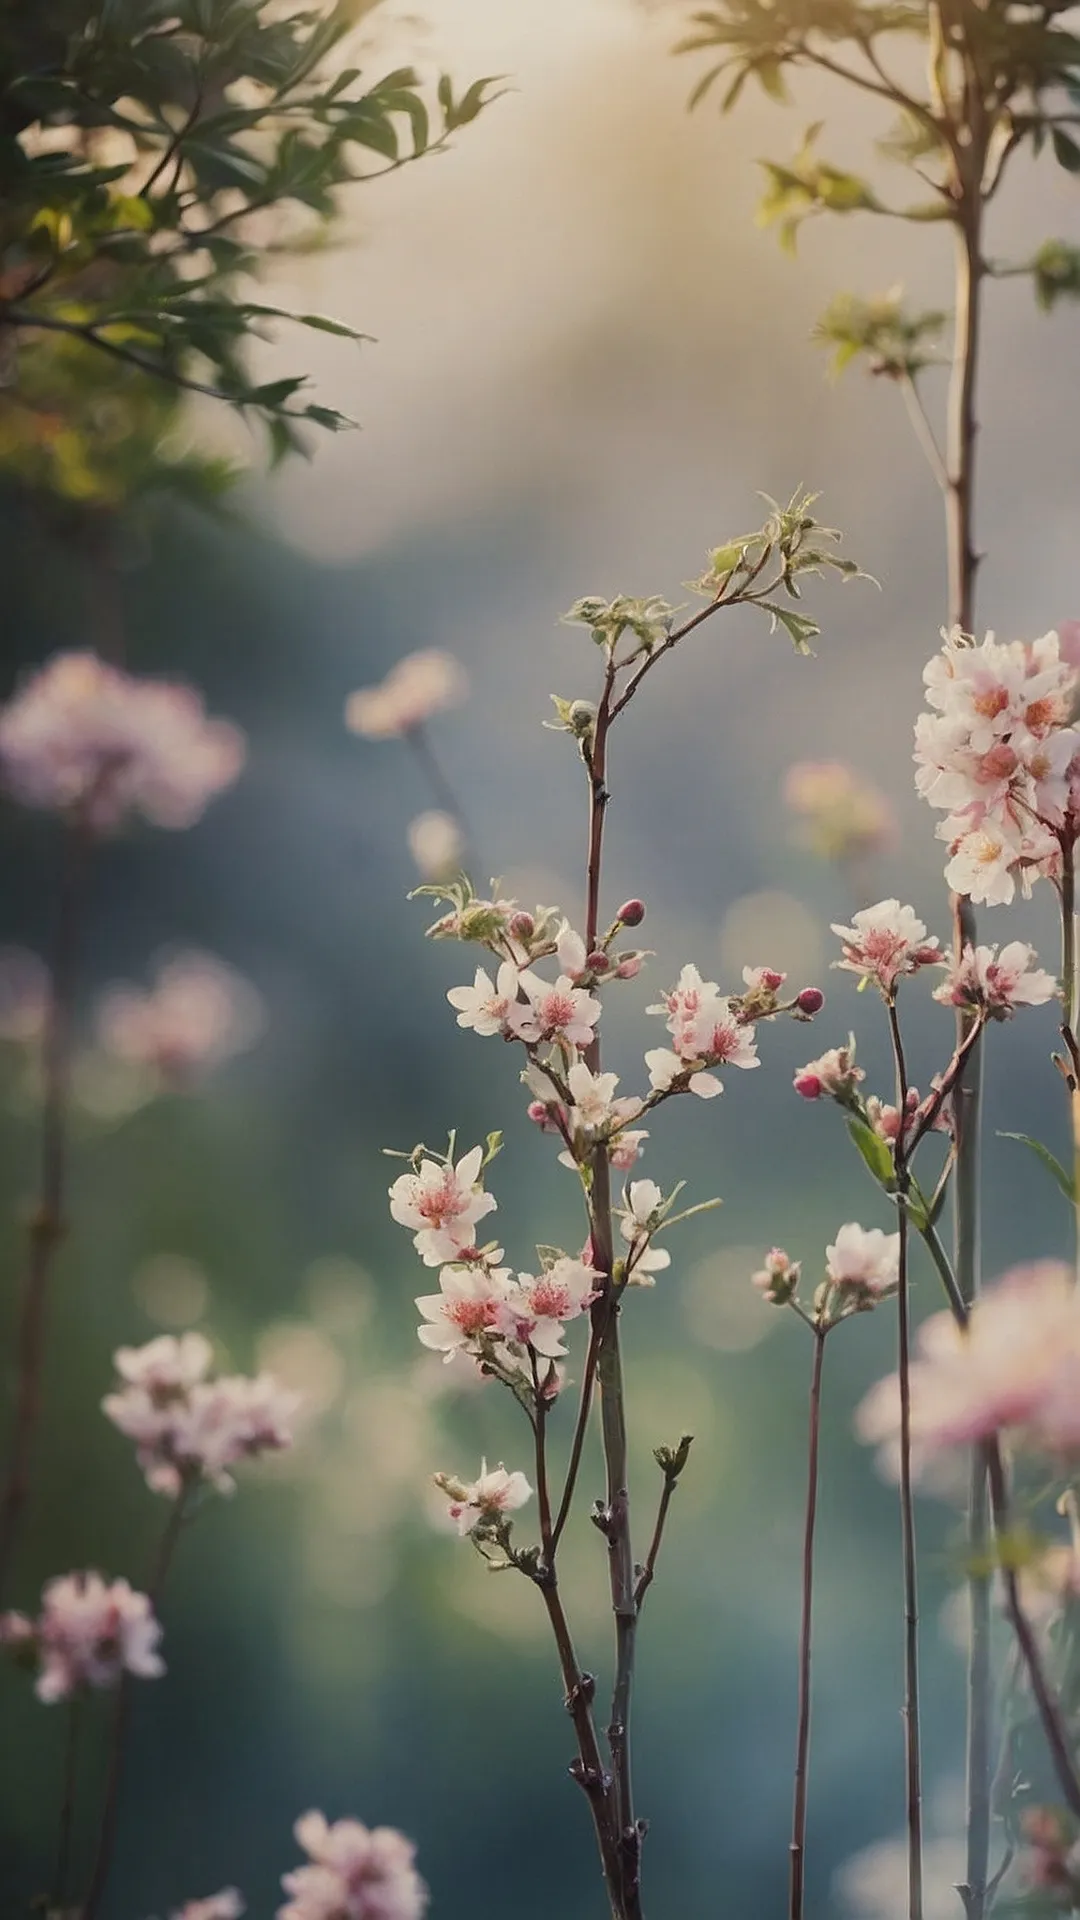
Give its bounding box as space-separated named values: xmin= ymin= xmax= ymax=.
xmin=0 ymin=1 xmax=500 ymax=498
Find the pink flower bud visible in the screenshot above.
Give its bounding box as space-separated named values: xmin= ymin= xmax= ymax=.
xmin=617 ymin=899 xmax=646 ymax=928
xmin=615 ymin=953 xmax=643 ymax=979
xmin=796 ymin=987 xmax=825 ymax=1015
xmin=793 ymin=1071 xmax=823 ymax=1100
xmin=586 ymin=950 xmax=609 ymax=972
xmin=509 ymin=912 xmax=535 ymax=940
xmin=526 ymin=1100 xmax=548 ymax=1125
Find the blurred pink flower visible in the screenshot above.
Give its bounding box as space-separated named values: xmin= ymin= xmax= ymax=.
xmin=435 ymin=1459 xmax=532 ymax=1538
xmin=406 ymin=810 xmax=464 ymax=880
xmin=857 ymin=1261 xmax=1080 ymax=1465
xmin=784 ymin=759 xmax=896 ymax=862
xmin=103 ymin=1333 xmax=299 ymax=1497
xmin=933 ymin=940 xmax=1057 ymax=1017
xmin=1 ymin=1570 xmax=163 ymax=1702
xmin=96 ymin=951 xmax=263 ymax=1085
xmin=279 ymin=1812 xmax=427 ymax=1920
xmin=345 ymin=649 xmax=466 ymax=741
xmin=0 ymin=651 xmax=244 ymax=830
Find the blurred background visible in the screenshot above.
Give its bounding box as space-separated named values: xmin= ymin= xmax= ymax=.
xmin=2 ymin=1 xmax=1079 ymax=1915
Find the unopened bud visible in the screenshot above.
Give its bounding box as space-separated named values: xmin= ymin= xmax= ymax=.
xmin=568 ymin=700 xmax=597 ymax=738
xmin=617 ymin=898 xmax=646 ymax=928
xmin=796 ymin=987 xmax=825 ymax=1015
xmin=586 ymin=950 xmax=609 ymax=972
xmin=751 ymin=1248 xmax=800 ymax=1305
xmin=793 ymin=1071 xmax=823 ymax=1100
xmin=509 ymin=911 xmax=535 ymax=940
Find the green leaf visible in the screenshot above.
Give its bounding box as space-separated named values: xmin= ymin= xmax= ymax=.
xmin=847 ymin=1117 xmax=897 ymax=1191
xmin=1052 ymin=127 xmax=1080 ymax=171
xmin=998 ymin=1132 xmax=1076 ymax=1202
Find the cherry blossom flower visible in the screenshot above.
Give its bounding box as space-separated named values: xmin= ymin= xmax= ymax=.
xmin=752 ymin=1248 xmax=801 ymax=1305
xmin=856 ymin=1261 xmax=1080 ymax=1467
xmin=915 ymin=628 xmax=1080 ymax=904
xmin=96 ymin=952 xmax=264 ymax=1085
xmin=933 ymin=941 xmax=1057 ymax=1018
xmin=831 ymin=900 xmax=942 ymax=995
xmin=415 ymin=1266 xmax=515 ymax=1360
xmin=407 ymin=811 xmax=464 ymax=882
xmin=0 ymin=652 xmax=245 ymax=830
xmin=793 ymin=1043 xmax=864 ymax=1101
xmin=1 ymin=1571 xmax=164 ymax=1702
xmin=279 ymin=1810 xmax=428 ymax=1920
xmin=434 ymin=1460 xmax=532 ymax=1537
xmin=344 ymin=648 xmax=466 ymax=741
xmin=446 ymin=962 xmax=521 ymax=1036
xmin=388 ymin=1147 xmax=497 ymax=1266
xmin=508 ymin=971 xmax=601 ymax=1049
xmin=825 ymin=1223 xmax=900 ymax=1304
xmin=646 ymin=968 xmax=759 ymax=1099
xmin=555 ymin=920 xmax=589 ymax=980
xmin=495 ymin=1259 xmax=601 ymax=1354
xmin=864 ymin=1091 xmax=919 ymax=1147
xmin=103 ymin=1335 xmax=298 ymax=1497
xmin=784 ymin=760 xmax=896 ymax=862
xmin=618 ymin=1179 xmax=671 ymax=1285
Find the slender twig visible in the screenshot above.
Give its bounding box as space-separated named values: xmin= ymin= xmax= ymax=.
xmin=888 ymin=1001 xmax=924 ymax=1920
xmin=1056 ymin=847 xmax=1080 ymax=1277
xmin=900 ymin=373 xmax=949 ymax=492
xmin=0 ymin=818 xmax=90 ymax=1602
xmin=530 ymin=1352 xmax=554 ymax=1566
xmin=984 ymin=1441 xmax=1080 ymax=1819
xmin=634 ymin=1457 xmax=687 ymax=1615
xmin=789 ymin=1327 xmax=827 ymax=1920
xmin=51 ymin=1694 xmax=82 ymax=1911
xmin=82 ymin=1486 xmax=193 ymax=1920
xmin=551 ymin=1321 xmax=602 ymax=1553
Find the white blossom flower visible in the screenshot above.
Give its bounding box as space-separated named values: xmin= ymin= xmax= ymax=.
xmin=1 ymin=1571 xmax=164 ymax=1702
xmin=344 ymin=648 xmax=466 ymax=741
xmin=279 ymin=1810 xmax=428 ymax=1920
xmin=508 ymin=972 xmax=601 ymax=1049
xmin=437 ymin=1459 xmax=532 ymax=1537
xmin=496 ymin=1259 xmax=601 ymax=1354
xmin=825 ymin=1223 xmax=900 ymax=1300
xmin=446 ymin=962 xmax=521 ymax=1037
xmin=933 ymin=941 xmax=1057 ymax=1017
xmin=555 ymin=920 xmax=589 ymax=979
xmin=414 ymin=1266 xmax=515 ymax=1360
xmin=388 ymin=1146 xmax=497 ymax=1266
xmin=0 ymin=652 xmax=244 ymax=830
xmin=831 ymin=900 xmax=942 ymax=994
xmin=617 ymin=1180 xmax=671 ymax=1285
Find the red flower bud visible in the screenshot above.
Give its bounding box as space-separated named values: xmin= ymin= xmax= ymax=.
xmin=796 ymin=987 xmax=825 ymax=1015
xmin=617 ymin=898 xmax=645 ymax=928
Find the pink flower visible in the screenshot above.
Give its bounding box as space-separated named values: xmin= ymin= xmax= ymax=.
xmin=831 ymin=900 xmax=942 ymax=994
xmin=344 ymin=649 xmax=466 ymax=741
xmin=508 ymin=972 xmax=601 ymax=1049
xmin=495 ymin=1259 xmax=601 ymax=1353
xmin=446 ymin=962 xmax=521 ymax=1036
xmin=825 ymin=1223 xmax=900 ymax=1301
xmin=279 ymin=1810 xmax=428 ymax=1920
xmin=96 ymin=951 xmax=263 ymax=1085
xmin=933 ymin=941 xmax=1057 ymax=1017
xmin=857 ymin=1261 xmax=1080 ymax=1466
xmin=415 ymin=1266 xmax=515 ymax=1360
xmin=103 ymin=1335 xmax=298 ymax=1497
xmin=1 ymin=1571 xmax=164 ymax=1702
xmin=0 ymin=652 xmax=244 ymax=830
xmin=752 ymin=1248 xmax=801 ymax=1305
xmin=646 ymin=967 xmax=759 ymax=1098
xmin=793 ymin=1043 xmax=864 ymax=1101
xmin=388 ymin=1147 xmax=497 ymax=1266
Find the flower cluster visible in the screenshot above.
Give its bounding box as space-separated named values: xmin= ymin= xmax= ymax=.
xmin=279 ymin=1811 xmax=428 ymax=1920
xmin=527 ymin=1060 xmax=648 ymax=1173
xmin=96 ymin=951 xmax=264 ymax=1085
xmin=0 ymin=652 xmax=245 ymax=831
xmin=645 ymin=964 xmax=760 ymax=1099
xmin=793 ymin=1041 xmax=864 ymax=1102
xmin=433 ymin=1460 xmax=532 ymax=1538
xmin=831 ymin=900 xmax=942 ymax=997
xmin=932 ymin=939 xmax=1057 ymax=1018
xmin=416 ymin=1255 xmax=599 ymax=1371
xmin=0 ymin=1571 xmax=164 ymax=1702
xmin=345 ymin=649 xmax=466 ymax=741
xmin=103 ymin=1333 xmax=299 ymax=1498
xmin=857 ymin=1261 xmax=1080 ymax=1467
xmin=914 ymin=627 xmax=1080 ymax=904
